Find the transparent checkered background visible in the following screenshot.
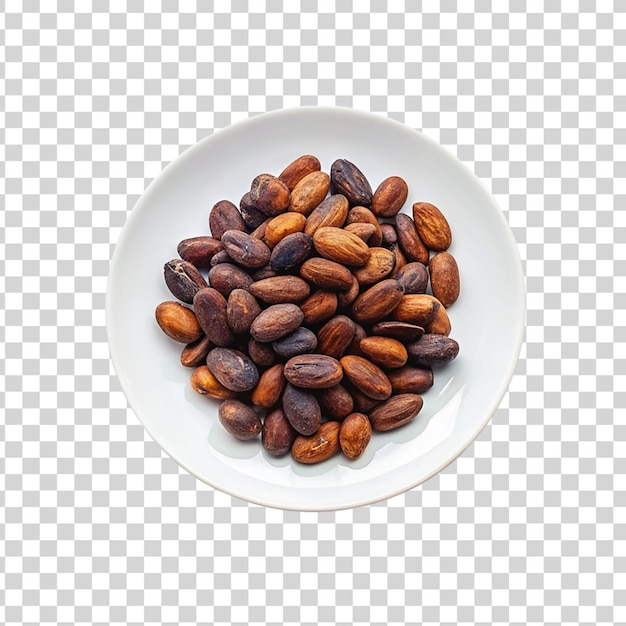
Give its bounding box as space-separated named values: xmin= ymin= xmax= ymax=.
xmin=2 ymin=1 xmax=625 ymax=625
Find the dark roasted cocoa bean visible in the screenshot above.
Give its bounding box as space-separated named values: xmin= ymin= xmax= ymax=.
xmin=406 ymin=334 xmax=459 ymax=367
xmin=226 ymin=289 xmax=261 ymax=335
xmin=282 ymin=382 xmax=322 ymax=436
xmin=394 ymin=262 xmax=429 ymax=294
xmin=269 ymin=232 xmax=314 ymax=273
xmin=262 ymin=408 xmax=297 ymax=456
xmin=177 ymin=236 xmax=224 ymax=268
xmin=371 ymin=321 xmax=425 ymax=343
xmin=209 ymin=200 xmax=245 ymax=240
xmin=221 ymin=230 xmax=271 ymax=269
xmin=193 ymin=287 xmax=235 ymax=347
xmin=164 ymin=258 xmax=208 ymax=304
xmin=206 ymin=347 xmax=260 ymax=392
xmin=272 ymin=327 xmax=318 ymax=359
xmin=330 ymin=159 xmax=373 ymax=206
xmin=208 ymin=263 xmax=254 ymax=297
xmin=369 ymin=394 xmax=423 ymax=431
xmin=316 ymin=384 xmax=354 ymax=421
xmin=219 ymin=399 xmax=262 ymax=440
xmin=180 ymin=335 xmax=213 ymax=368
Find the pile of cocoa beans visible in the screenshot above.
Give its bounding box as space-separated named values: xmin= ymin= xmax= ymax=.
xmin=155 ymin=155 xmax=460 ymax=464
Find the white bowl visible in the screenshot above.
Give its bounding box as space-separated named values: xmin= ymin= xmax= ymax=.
xmin=106 ymin=107 xmax=525 ymax=511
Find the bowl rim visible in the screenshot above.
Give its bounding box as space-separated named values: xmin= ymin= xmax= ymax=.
xmin=106 ymin=105 xmax=526 ymax=510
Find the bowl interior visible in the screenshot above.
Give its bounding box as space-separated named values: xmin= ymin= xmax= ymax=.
xmin=107 ymin=107 xmax=525 ymax=510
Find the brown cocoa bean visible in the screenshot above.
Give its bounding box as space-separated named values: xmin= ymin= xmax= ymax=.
xmin=193 ymin=287 xmax=235 ymax=347
xmin=406 ymin=334 xmax=459 ymax=367
xmin=269 ymin=232 xmax=314 ymax=273
xmin=209 ymin=200 xmax=245 ymax=240
xmin=264 ymin=212 xmax=306 ymax=248
xmin=316 ymin=384 xmax=354 ymax=421
xmin=359 ymin=336 xmax=408 ymax=369
xmin=300 ymin=258 xmax=354 ymax=291
xmin=371 ymin=176 xmax=408 ymax=218
xmin=351 ymin=279 xmax=405 ymax=325
xmin=344 ymin=222 xmax=378 ymax=244
xmin=395 ymin=213 xmax=429 ymax=265
xmin=284 ymin=354 xmax=344 ymax=389
xmin=388 ymin=242 xmax=408 ymax=277
xmin=177 ymin=236 xmax=224 ymax=268
xmin=262 ymin=408 xmax=297 ymax=456
xmin=304 ymin=194 xmax=349 ymax=237
xmin=180 ymin=335 xmax=213 ymax=368
xmin=226 ymin=289 xmax=261 ymax=335
xmin=391 ymin=294 xmax=440 ymax=327
xmin=155 ymin=301 xmax=203 ymax=343
xmin=313 ymin=226 xmax=371 ymax=266
xmin=300 ymin=289 xmax=338 ymax=325
xmin=346 ymin=322 xmax=367 ymax=358
xmin=219 ymin=399 xmax=262 ymax=440
xmin=220 ymin=230 xmax=271 ymax=269
xmin=412 ymin=202 xmax=452 ymax=251
xmin=369 ymin=394 xmax=424 ymax=431
xmin=272 ymin=327 xmax=318 ymax=359
xmin=190 ymin=365 xmax=238 ymax=399
xmin=380 ymin=223 xmax=398 ymax=247
xmin=352 ymin=247 xmax=395 ymax=286
xmin=249 ymin=174 xmax=291 ymax=216
xmin=316 ymin=315 xmax=355 ymax=359
xmin=249 ymin=275 xmax=311 ymax=304
xmin=387 ymin=366 xmax=434 ymax=395
xmin=394 ymin=262 xmax=429 ymax=294
xmin=336 ymin=274 xmax=360 ymax=309
xmin=250 ymin=303 xmax=304 ymax=343
xmin=206 ymin=347 xmax=260 ymax=392
xmin=278 ymin=154 xmax=322 ymax=191
xmin=371 ymin=321 xmax=424 ymax=343
xmin=292 ymin=421 xmax=340 ymax=464
xmin=282 ymin=382 xmax=322 ymax=436
xmin=429 ymin=252 xmax=460 ymax=307
xmin=339 ymin=355 xmax=392 ymax=401
xmin=345 ymin=206 xmax=383 ymax=246
xmin=248 ymin=337 xmax=276 ymax=368
xmin=250 ymin=265 xmax=278 ymax=282
xmin=251 ymin=363 xmax=286 ymax=409
xmin=330 ymin=159 xmax=373 ymax=206
xmin=164 ymin=258 xmax=208 ymax=304
xmin=288 ymin=170 xmax=331 ymax=215
xmin=207 ymin=263 xmax=254 ymax=298
xmin=209 ymin=249 xmax=233 ymax=267
xmin=339 ymin=413 xmax=372 ymax=459
xmin=425 ymin=300 xmax=452 ymax=336
xmin=240 ymin=193 xmax=268 ymax=230
xmin=346 ymin=383 xmax=381 ymax=413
